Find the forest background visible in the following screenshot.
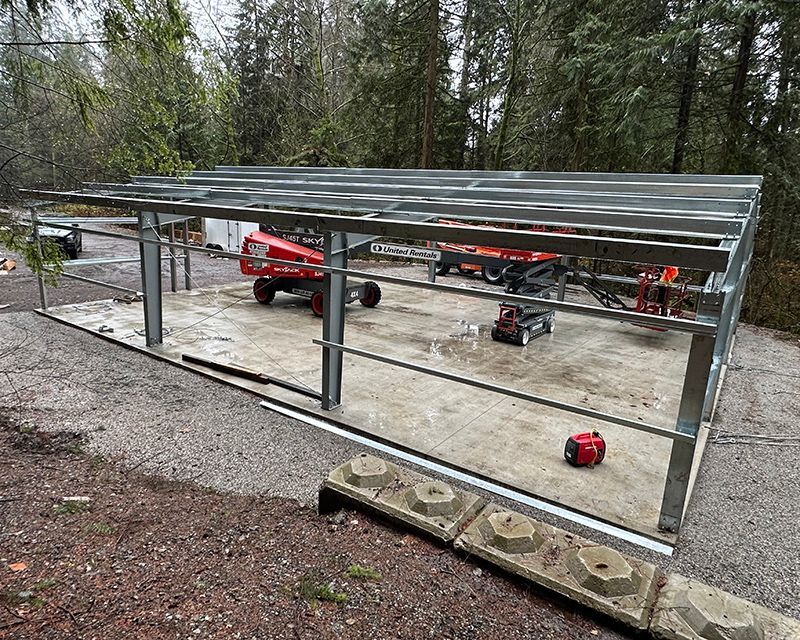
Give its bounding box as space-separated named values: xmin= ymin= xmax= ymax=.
xmin=1 ymin=0 xmax=798 ymax=331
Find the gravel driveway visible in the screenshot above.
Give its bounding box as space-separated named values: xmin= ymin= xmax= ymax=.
xmin=2 ymin=233 xmax=799 ymax=622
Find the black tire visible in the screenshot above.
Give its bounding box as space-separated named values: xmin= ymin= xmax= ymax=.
xmin=253 ymin=278 xmax=276 ymax=304
xmin=517 ymin=328 xmax=531 ymax=346
xmin=546 ymin=317 xmax=556 ymax=333
xmin=482 ymin=265 xmax=504 ymax=285
xmin=359 ymin=281 xmax=382 ymax=307
xmin=66 ymin=247 xmax=79 ymax=260
xmin=311 ymin=291 xmax=324 ymax=317
xmin=490 ymin=326 xmax=499 ymax=341
xmin=435 ymin=262 xmax=451 ymax=276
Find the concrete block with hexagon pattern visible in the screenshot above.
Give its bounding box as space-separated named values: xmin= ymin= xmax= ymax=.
xmin=319 ymin=453 xmax=485 ymax=542
xmin=651 ymin=574 xmax=800 ymax=640
xmin=453 ymin=503 xmax=661 ymax=629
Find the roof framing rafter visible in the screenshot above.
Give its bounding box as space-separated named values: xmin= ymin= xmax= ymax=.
xmin=25 ymin=189 xmax=732 ymax=272
xmin=130 ymin=174 xmax=750 ymax=215
xmin=84 ymin=182 xmax=743 ymax=240
xmin=197 ymin=169 xmax=757 ymax=200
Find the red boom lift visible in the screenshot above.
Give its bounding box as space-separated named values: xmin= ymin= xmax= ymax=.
xmin=239 ymin=230 xmax=382 ymax=317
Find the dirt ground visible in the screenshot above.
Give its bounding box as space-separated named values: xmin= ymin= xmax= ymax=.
xmin=0 ymin=225 xmax=238 ymax=313
xmin=2 ymin=225 xmax=800 ymax=634
xmin=0 ymin=417 xmax=626 ymax=640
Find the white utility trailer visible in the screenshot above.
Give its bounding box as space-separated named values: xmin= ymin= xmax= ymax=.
xmin=202 ymin=218 xmax=259 ymax=252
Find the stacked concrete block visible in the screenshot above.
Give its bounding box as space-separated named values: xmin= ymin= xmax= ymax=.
xmin=320 ymin=454 xmax=800 ymax=639
xmin=454 ymin=503 xmax=661 ymax=630
xmin=651 ymin=574 xmax=800 ymax=640
xmin=319 ymin=453 xmax=485 ymax=542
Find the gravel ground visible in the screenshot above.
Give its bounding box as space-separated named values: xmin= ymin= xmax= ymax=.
xmin=2 ymin=236 xmax=799 ymax=622
xmin=0 ymin=418 xmax=626 ymax=639
xmin=0 ymin=224 xmax=239 ymax=313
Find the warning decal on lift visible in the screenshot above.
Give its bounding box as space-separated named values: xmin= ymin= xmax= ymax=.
xmin=370 ymin=242 xmax=441 ymax=261
xmin=247 ymin=242 xmax=269 ymax=258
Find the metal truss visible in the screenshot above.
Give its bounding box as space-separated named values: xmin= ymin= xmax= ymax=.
xmin=22 ymin=166 xmax=761 ymax=540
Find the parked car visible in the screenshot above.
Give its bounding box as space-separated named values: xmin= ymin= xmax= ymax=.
xmin=28 ymin=226 xmax=83 ymax=259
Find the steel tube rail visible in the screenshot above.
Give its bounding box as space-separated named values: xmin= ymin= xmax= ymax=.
xmin=24 ymin=191 xmax=731 ymax=271
xmin=36 ymin=217 xmax=138 ymax=225
xmin=58 ymin=255 xmax=177 ymax=267
xmin=87 ymin=182 xmax=744 ymax=237
xmin=314 ymin=339 xmax=695 ymax=443
xmin=33 ymin=219 xmax=719 ymax=334
xmin=131 ymin=175 xmax=749 ymax=214
xmin=51 ymin=270 xmax=143 ymax=295
xmin=194 ymin=169 xmax=756 ymax=199
xmin=215 ymin=165 xmax=763 ymax=187
xmin=262 ymin=398 xmax=675 ymax=554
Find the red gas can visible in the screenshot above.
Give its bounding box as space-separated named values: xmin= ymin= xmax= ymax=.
xmin=564 ymin=431 xmax=606 ymax=467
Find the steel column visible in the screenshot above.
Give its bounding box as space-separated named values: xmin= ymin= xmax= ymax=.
xmin=138 ymin=212 xmax=163 ymax=346
xmin=557 ymin=256 xmax=572 ymax=301
xmin=321 ymin=232 xmax=348 ymax=409
xmin=428 ymin=240 xmax=437 ymax=283
xmin=182 ymin=220 xmax=192 ymax=290
xmin=168 ymin=223 xmax=178 ymax=292
xmin=30 ymin=210 xmax=49 ymax=310
xmin=658 ymin=301 xmax=718 ymax=532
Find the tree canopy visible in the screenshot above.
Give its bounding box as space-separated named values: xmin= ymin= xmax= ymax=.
xmin=1 ymin=0 xmax=798 ymax=331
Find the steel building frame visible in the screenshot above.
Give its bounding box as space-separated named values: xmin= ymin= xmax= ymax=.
xmin=24 ymin=167 xmax=761 ymax=537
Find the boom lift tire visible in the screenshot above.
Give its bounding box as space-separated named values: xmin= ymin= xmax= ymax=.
xmin=253 ymin=278 xmax=276 ymax=304
xmin=481 ymin=265 xmax=504 ymax=285
xmin=435 ymin=262 xmax=451 ymax=276
xmin=360 ymin=281 xmax=382 ymax=307
xmin=310 ymin=291 xmax=325 ymax=317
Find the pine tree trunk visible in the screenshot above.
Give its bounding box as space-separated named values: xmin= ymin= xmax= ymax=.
xmin=493 ymin=0 xmax=520 ymax=170
xmin=492 ymin=49 xmax=516 ymax=170
xmin=420 ymin=0 xmax=439 ymax=169
xmin=455 ymin=0 xmax=473 ymax=169
xmin=671 ymin=12 xmax=702 ymax=173
xmin=721 ymin=8 xmax=758 ymax=173
xmin=572 ymin=69 xmax=589 ymax=171
xmin=768 ymin=21 xmax=794 ymax=138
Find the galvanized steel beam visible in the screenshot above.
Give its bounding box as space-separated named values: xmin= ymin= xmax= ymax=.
xmin=215 ymin=165 xmax=762 ymax=188
xmin=29 ymin=218 xmax=720 ymax=335
xmin=314 ymin=339 xmax=695 ymax=444
xmin=94 ymin=181 xmax=745 ymax=236
xmin=130 ymin=175 xmax=750 ymax=215
xmin=194 ymin=169 xmax=757 ymax=199
xmin=24 ymin=190 xmax=732 ymax=271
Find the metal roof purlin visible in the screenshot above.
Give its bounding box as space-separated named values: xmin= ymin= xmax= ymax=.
xmin=83 ymin=182 xmax=745 ymax=239
xmin=24 ymin=188 xmax=732 ymax=272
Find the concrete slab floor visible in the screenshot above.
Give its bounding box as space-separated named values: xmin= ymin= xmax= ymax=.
xmin=42 ymin=278 xmax=707 ymax=542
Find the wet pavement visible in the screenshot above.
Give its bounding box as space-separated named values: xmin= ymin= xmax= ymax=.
xmin=41 ymin=278 xmax=697 ymax=542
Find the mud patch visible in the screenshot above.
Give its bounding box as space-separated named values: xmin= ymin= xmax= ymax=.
xmin=1 ymin=412 xmax=85 ymax=455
